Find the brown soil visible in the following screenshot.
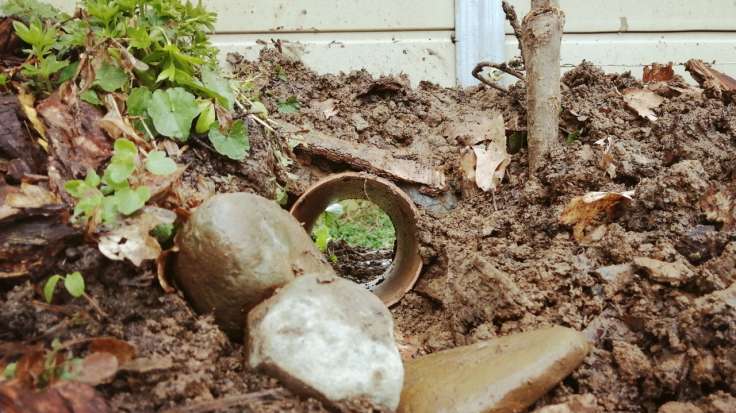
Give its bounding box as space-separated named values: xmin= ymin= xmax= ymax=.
xmin=327 ymin=240 xmax=393 ymax=287
xmin=2 ymin=48 xmax=736 ymax=412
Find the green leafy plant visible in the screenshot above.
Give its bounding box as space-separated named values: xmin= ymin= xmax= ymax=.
xmin=311 ymin=200 xmax=396 ymax=253
xmin=565 ymin=129 xmax=582 ymax=144
xmin=65 ymin=138 xmax=176 ymax=225
xmin=277 ymin=95 xmax=300 ymax=113
xmin=208 ymin=120 xmax=250 ymax=160
xmin=43 ymin=271 xmax=85 ymax=303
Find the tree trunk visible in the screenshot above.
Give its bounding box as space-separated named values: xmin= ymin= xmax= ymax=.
xmin=521 ymin=0 xmax=564 ymax=175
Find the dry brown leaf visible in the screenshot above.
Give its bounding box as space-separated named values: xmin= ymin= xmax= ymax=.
xmin=643 ymin=63 xmax=674 ymax=83
xmin=473 ymin=144 xmax=510 ymax=192
xmin=560 ymin=191 xmax=634 ymax=242
xmin=98 ymin=207 xmax=176 ymax=266
xmin=17 ymin=89 xmax=47 ymax=149
xmin=98 ymin=94 xmax=141 ymax=141
xmin=314 ymin=98 xmax=338 ymax=119
xmin=0 ymin=380 xmax=111 ymax=413
xmin=5 ymin=183 xmax=59 ymax=209
xmin=622 ymin=88 xmax=665 ymax=121
xmin=88 ymin=338 xmax=136 ymax=365
xmin=73 ymin=352 xmax=119 ymax=386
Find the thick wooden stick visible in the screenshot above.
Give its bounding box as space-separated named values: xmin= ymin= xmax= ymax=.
xmin=521 ymin=0 xmax=564 ymax=174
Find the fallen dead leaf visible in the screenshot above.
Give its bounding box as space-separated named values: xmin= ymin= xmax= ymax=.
xmin=88 ymin=338 xmax=136 ymax=365
xmin=98 ymin=95 xmax=142 ymax=141
xmin=560 ymin=191 xmax=634 ymax=242
xmin=73 ymin=352 xmax=119 ymax=386
xmin=643 ymin=63 xmax=674 ymax=83
xmin=472 ymin=144 xmax=509 ymax=192
xmin=98 ymin=207 xmax=176 ymax=266
xmin=314 ymin=98 xmax=338 ymax=119
xmin=17 ymin=89 xmax=48 ymax=149
xmin=622 ymin=88 xmax=665 ymax=121
xmin=156 ymin=247 xmax=177 ymax=293
xmin=459 ymin=147 xmax=477 ymax=195
xmin=0 ymin=380 xmax=111 ymax=413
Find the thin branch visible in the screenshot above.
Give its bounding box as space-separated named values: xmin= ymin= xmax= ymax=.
xmin=502 ymin=1 xmax=524 ymax=61
xmin=472 ymin=62 xmax=526 ymax=93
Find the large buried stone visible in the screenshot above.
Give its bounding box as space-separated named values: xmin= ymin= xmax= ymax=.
xmin=174 ymin=192 xmax=333 ymax=338
xmin=398 ymin=326 xmax=591 ymax=413
xmin=247 ymin=273 xmax=404 ymax=411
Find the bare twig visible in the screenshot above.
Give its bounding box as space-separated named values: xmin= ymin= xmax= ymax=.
xmin=160 ymin=388 xmax=287 ymax=413
xmin=502 ymin=1 xmax=524 ymax=61
xmin=472 ymin=62 xmax=526 ymax=93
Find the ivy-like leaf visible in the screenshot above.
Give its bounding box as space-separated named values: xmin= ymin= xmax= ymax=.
xmin=80 ymin=89 xmax=102 ymax=106
xmin=148 ymin=87 xmax=199 ymax=140
xmin=201 ymin=66 xmax=235 ymax=111
xmin=145 ymin=151 xmax=177 ymax=176
xmin=115 ymin=186 xmax=151 ymax=215
xmin=94 ymin=61 xmax=128 ymax=92
xmin=277 ymin=96 xmax=300 ymax=113
xmin=127 ymin=87 xmax=152 ymax=116
xmin=208 ymin=120 xmax=250 ymax=161
xmin=63 ymin=271 xmax=85 ymax=298
xmin=43 ymin=274 xmax=63 ymax=303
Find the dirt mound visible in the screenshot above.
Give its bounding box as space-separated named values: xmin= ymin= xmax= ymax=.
xmin=2 ymin=47 xmax=735 ymax=412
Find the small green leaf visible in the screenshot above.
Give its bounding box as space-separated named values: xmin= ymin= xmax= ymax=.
xmin=115 ymin=186 xmax=150 ymax=215
xmin=208 ymin=120 xmax=250 ymax=161
xmin=195 ymin=101 xmax=216 ymax=134
xmin=101 ymin=195 xmax=118 ymax=225
xmin=127 ymin=87 xmax=152 ymax=116
xmin=275 ymin=186 xmax=288 ymax=206
xmin=84 ymin=169 xmax=101 ymax=188
xmin=565 ymin=129 xmax=582 ymax=144
xmin=201 ymin=67 xmax=235 ymax=111
xmin=145 ymin=151 xmax=177 ymax=176
xmin=114 ymin=138 xmax=137 ymax=158
xmin=43 ymin=274 xmax=63 ymax=303
xmin=63 ymin=272 xmax=85 ymax=298
xmin=56 ymin=61 xmax=80 ymax=84
xmin=148 ymin=88 xmax=199 ymax=140
xmin=314 ymin=223 xmax=330 ymax=252
xmin=277 ymin=96 xmax=300 ymax=113
xmin=151 ymin=223 xmax=174 ymax=244
xmin=0 ymin=74 xmax=7 ymax=86
xmin=3 ymin=362 xmax=16 ymax=380
xmin=80 ymin=90 xmax=102 ymax=106
xmin=94 ymin=61 xmax=128 ymax=92
xmin=128 ymin=26 xmax=152 ymax=50
xmin=249 ymin=101 xmax=268 ymax=117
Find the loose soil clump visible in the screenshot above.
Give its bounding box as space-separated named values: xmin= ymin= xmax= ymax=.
xmin=2 ymin=47 xmax=735 ymax=412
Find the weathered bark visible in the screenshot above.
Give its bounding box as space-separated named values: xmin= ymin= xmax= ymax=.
xmin=521 ymin=0 xmax=564 ymax=174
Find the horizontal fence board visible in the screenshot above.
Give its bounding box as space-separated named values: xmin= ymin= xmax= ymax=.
xmin=44 ymin=0 xmax=455 ymax=32
xmin=505 ymin=0 xmax=736 ymax=34
xmin=213 ymin=31 xmax=457 ymax=87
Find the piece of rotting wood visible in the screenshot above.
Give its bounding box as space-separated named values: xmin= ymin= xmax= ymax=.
xmin=521 ymin=0 xmax=565 ymax=175
xmin=685 ymin=59 xmax=736 ymax=100
xmin=286 ymin=126 xmax=447 ymax=193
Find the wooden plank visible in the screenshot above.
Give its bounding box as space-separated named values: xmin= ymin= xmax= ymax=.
xmin=45 ymin=0 xmax=454 ymax=33
xmin=212 ymin=31 xmax=457 ymax=87
xmin=505 ymin=0 xmax=736 ymax=33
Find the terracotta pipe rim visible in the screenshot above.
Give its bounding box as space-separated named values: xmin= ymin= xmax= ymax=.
xmin=290 ymin=172 xmax=422 ymax=307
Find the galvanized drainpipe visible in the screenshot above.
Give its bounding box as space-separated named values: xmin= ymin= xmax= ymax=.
xmin=455 ymin=0 xmax=506 ymax=87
